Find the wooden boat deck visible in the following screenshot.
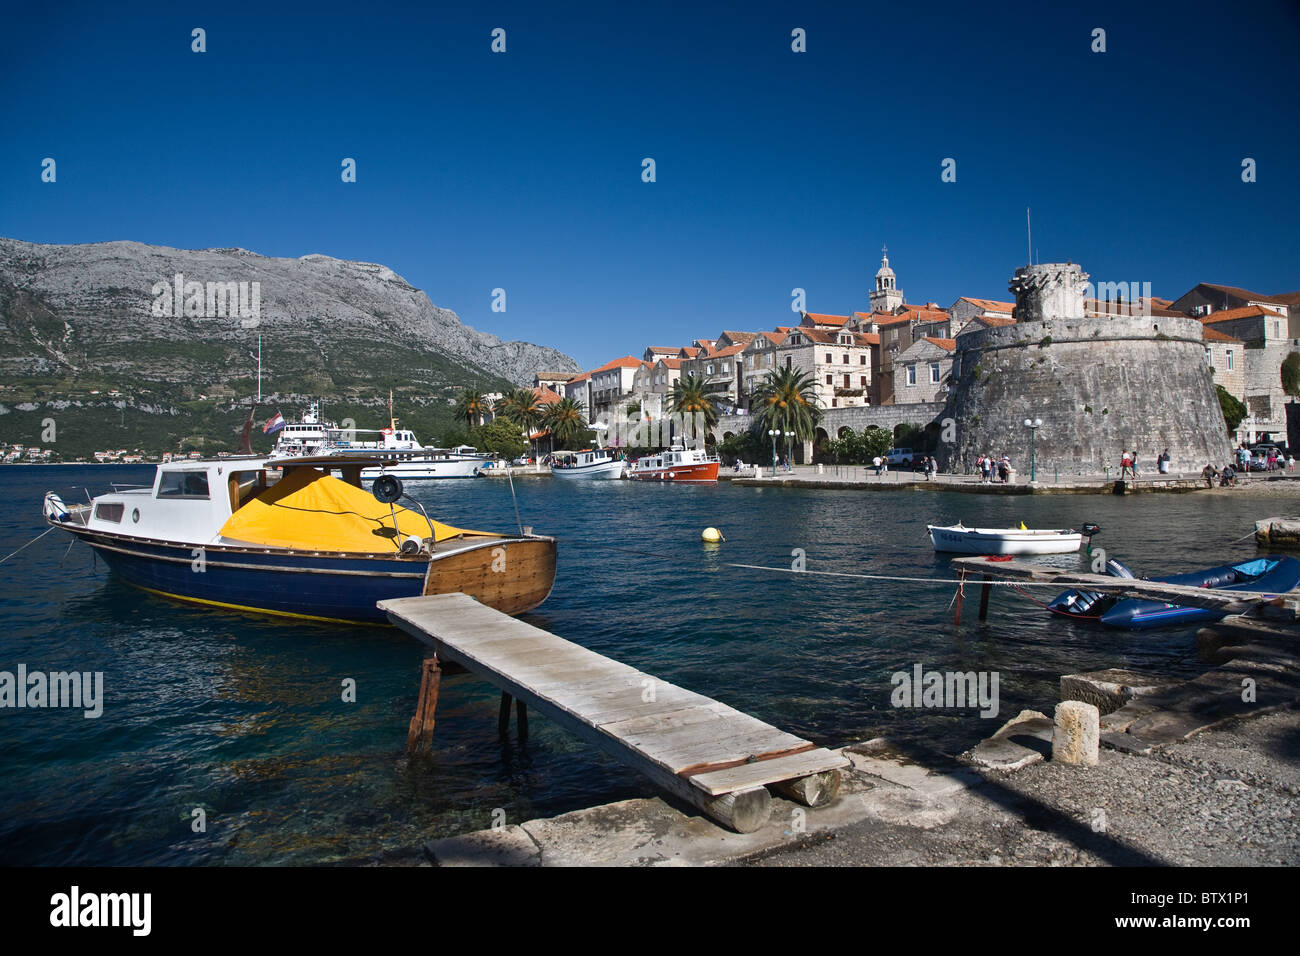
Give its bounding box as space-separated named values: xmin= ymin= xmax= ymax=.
xmin=379 ymin=592 xmax=848 ymax=832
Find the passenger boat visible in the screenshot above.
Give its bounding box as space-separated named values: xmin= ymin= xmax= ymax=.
xmin=273 ymin=400 xmax=492 ymax=479
xmin=1048 ymin=555 xmax=1300 ymax=630
xmin=41 ymin=454 xmax=556 ymax=624
xmin=927 ymin=522 xmax=1097 ymax=555
xmin=550 ymin=448 xmax=625 ymax=480
xmin=627 ymin=446 xmax=720 ymax=483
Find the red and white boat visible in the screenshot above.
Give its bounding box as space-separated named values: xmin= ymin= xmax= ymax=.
xmin=628 ymin=446 xmax=720 ymax=483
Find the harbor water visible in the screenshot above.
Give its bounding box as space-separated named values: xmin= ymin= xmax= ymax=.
xmin=0 ymin=465 xmax=1270 ymax=864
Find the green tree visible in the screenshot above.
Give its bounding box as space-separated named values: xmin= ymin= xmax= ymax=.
xmin=1216 ymin=384 xmax=1247 ymax=435
xmin=473 ymin=418 xmax=528 ymax=459
xmin=1282 ymin=352 xmax=1300 ymax=401
xmin=543 ymin=398 xmax=588 ymax=450
xmin=494 ymin=388 xmax=545 ymax=454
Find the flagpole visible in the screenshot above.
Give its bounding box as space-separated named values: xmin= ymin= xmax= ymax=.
xmin=257 ymin=335 xmax=262 ymax=405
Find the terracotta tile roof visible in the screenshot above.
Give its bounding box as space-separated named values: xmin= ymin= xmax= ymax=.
xmin=873 ymin=313 xmax=916 ymax=327
xmin=645 ymin=346 xmax=679 ymax=353
xmin=567 ymin=372 xmax=591 ymax=384
xmin=1201 ymin=326 xmax=1242 ymax=343
xmin=1197 ymin=283 xmax=1297 ymax=306
xmin=856 ymin=332 xmax=881 ymax=345
xmin=592 ymin=355 xmax=645 ymax=372
xmin=1200 ymin=305 xmax=1287 ymax=325
xmin=802 ymin=312 xmax=851 ymax=327
xmin=708 ymin=343 xmax=746 ymax=357
xmin=923 ymin=337 xmax=957 ymax=351
xmin=531 ymin=388 xmax=562 ymax=405
xmin=656 ymin=357 xmax=684 ymax=369
xmin=967 ymin=314 xmax=1016 ymax=328
xmin=958 ymin=297 xmax=1016 ymax=313
xmin=679 ymin=347 xmax=701 ymax=358
xmin=719 ymin=330 xmax=757 ymax=342
xmin=758 ymin=331 xmax=787 ymax=345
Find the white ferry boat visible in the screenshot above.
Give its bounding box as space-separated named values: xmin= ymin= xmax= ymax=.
xmin=627 ymin=446 xmax=720 ymax=483
xmin=550 ymin=448 xmax=626 ymax=480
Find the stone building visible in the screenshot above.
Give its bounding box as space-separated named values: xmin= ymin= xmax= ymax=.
xmin=939 ymin=262 xmax=1231 ymax=477
xmin=894 ymin=337 xmax=956 ymax=405
xmin=589 ymin=356 xmax=642 ymax=417
xmin=777 ymin=326 xmax=875 ymax=408
xmin=1196 ymin=305 xmax=1296 ymax=444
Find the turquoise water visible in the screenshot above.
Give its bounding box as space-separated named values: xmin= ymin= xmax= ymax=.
xmin=0 ymin=465 xmax=1270 ymax=864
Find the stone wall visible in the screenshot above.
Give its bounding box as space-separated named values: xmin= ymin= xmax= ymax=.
xmin=717 ymin=402 xmax=943 ymax=442
xmin=937 ymin=314 xmax=1231 ymax=477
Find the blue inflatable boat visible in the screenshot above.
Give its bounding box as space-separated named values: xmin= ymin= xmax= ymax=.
xmin=1048 ymin=556 xmax=1300 ymax=630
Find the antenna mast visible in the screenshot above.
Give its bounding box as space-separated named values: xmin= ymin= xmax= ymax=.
xmin=1026 ymin=207 xmax=1032 ymax=265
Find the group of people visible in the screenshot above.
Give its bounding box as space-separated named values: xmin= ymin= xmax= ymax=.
xmin=1119 ymin=449 xmax=1174 ymax=480
xmin=1202 ymin=462 xmax=1239 ymax=487
xmin=975 ymin=453 xmax=1013 ymax=484
xmin=1235 ymin=444 xmax=1293 ymax=473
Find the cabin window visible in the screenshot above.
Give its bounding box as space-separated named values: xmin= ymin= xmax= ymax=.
xmin=157 ymin=470 xmax=210 ymax=499
xmin=94 ymin=502 xmax=124 ymax=522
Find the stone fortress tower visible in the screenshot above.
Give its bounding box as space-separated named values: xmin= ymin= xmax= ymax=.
xmin=938 ymin=262 xmax=1232 ymax=478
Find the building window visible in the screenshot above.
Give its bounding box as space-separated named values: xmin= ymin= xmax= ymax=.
xmin=825 ymin=353 xmax=832 ymax=363
xmin=860 ymin=376 xmax=867 ymax=387
xmin=860 ymin=355 xmax=866 ymax=365
xmin=766 ymin=354 xmax=773 ymax=366
xmin=843 ymin=374 xmax=850 ymax=387
xmin=1227 ymin=349 xmax=1234 ymax=371
xmin=906 ymin=366 xmax=916 ymax=386
xmin=831 ymin=398 xmax=837 ymax=407
xmin=930 ymin=363 xmax=941 ymax=384
xmin=785 ymin=357 xmax=792 ymax=369
xmin=842 ymin=354 xmax=848 ymax=364
xmin=825 ymin=374 xmax=832 ymax=385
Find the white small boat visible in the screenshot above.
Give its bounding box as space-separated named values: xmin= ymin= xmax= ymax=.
xmin=550 ymin=448 xmax=625 ymax=479
xmin=927 ymin=522 xmax=1086 ymax=555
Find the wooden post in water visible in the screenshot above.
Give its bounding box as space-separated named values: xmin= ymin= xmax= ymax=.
xmin=953 ymin=569 xmax=966 ymax=625
xmin=406 ymin=656 xmax=442 ymax=754
xmin=978 ymin=574 xmax=993 ymax=621
xmin=516 ymin=699 xmax=529 ymax=739
xmin=498 ymin=691 xmax=513 ymax=737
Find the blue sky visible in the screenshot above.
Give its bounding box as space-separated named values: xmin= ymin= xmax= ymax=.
xmin=3 ymin=0 xmax=1298 ymax=369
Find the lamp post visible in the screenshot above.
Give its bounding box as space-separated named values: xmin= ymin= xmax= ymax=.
xmin=768 ymin=428 xmax=782 ymax=474
xmin=1023 ymin=418 xmax=1042 ymax=482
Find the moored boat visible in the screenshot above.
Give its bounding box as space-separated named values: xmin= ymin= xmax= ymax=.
xmin=627 ymin=446 xmax=719 ymax=483
xmin=928 ymin=522 xmax=1096 ymax=555
xmin=550 ymin=448 xmax=625 ymax=479
xmin=42 ymin=454 xmax=556 ymax=623
xmin=1048 ymin=555 xmax=1300 ymax=630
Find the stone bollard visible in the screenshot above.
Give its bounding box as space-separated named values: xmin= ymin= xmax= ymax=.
xmin=1051 ymin=700 xmax=1099 ymax=766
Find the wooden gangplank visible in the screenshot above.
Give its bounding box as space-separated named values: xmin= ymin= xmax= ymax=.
xmin=949 ymin=556 xmax=1298 ymax=616
xmin=379 ymin=593 xmax=848 ymax=832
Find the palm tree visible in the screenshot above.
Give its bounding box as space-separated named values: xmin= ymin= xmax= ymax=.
xmin=495 ymin=388 xmax=545 ymax=456
xmin=543 ymin=398 xmax=587 ymax=450
xmin=455 ymin=388 xmax=492 ymax=429
xmin=752 ymin=367 xmax=821 ymax=464
xmin=668 ymin=373 xmax=722 ymax=445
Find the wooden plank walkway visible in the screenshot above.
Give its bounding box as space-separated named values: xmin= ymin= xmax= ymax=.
xmin=379 ymin=593 xmax=848 ymax=832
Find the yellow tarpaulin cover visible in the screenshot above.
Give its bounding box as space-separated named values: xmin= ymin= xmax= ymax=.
xmin=218 ymin=468 xmax=494 ymax=552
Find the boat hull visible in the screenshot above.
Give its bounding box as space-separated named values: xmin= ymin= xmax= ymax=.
xmin=60 ymin=525 xmax=556 ymax=623
xmin=628 ymin=462 xmax=719 ymax=482
xmin=928 ymin=525 xmax=1082 ymax=555
xmin=1099 ymin=556 xmax=1300 ymax=630
xmin=550 ymin=461 xmax=625 ymax=479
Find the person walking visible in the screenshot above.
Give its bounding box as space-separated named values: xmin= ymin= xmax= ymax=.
xmin=1120 ymin=449 xmax=1133 ymax=479
xmin=1158 ymin=449 xmax=1170 ymax=474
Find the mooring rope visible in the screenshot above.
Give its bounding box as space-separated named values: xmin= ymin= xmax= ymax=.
xmin=0 ymin=527 xmax=57 ymax=566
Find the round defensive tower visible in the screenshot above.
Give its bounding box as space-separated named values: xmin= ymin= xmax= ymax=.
xmin=938 ymin=263 xmax=1232 ymax=477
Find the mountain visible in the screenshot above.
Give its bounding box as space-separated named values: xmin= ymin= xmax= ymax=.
xmin=0 ymin=238 xmax=579 ymax=458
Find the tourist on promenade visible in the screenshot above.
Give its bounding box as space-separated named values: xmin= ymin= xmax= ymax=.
xmin=997 ymin=455 xmax=1010 ymax=483
xmin=1158 ymin=449 xmax=1170 ymax=474
xmin=1202 ymin=463 xmax=1218 ymax=488
xmin=873 ymin=455 xmax=883 ymax=476
xmin=1238 ymin=445 xmax=1250 ymax=471
xmin=1288 ymin=454 xmax=1295 ymax=472
xmin=1120 ymin=449 xmax=1133 ymax=479
xmin=1221 ymin=463 xmax=1237 ymax=487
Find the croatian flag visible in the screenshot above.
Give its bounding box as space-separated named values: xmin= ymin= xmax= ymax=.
xmin=263 ymin=412 xmax=285 ymax=434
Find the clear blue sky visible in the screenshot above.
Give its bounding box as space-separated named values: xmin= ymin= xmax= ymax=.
xmin=3 ymin=0 xmax=1297 ymax=369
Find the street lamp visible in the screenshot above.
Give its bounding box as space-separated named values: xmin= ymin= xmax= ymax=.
xmin=768 ymin=429 xmax=783 ymax=474
xmin=1023 ymin=418 xmax=1042 ymax=482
